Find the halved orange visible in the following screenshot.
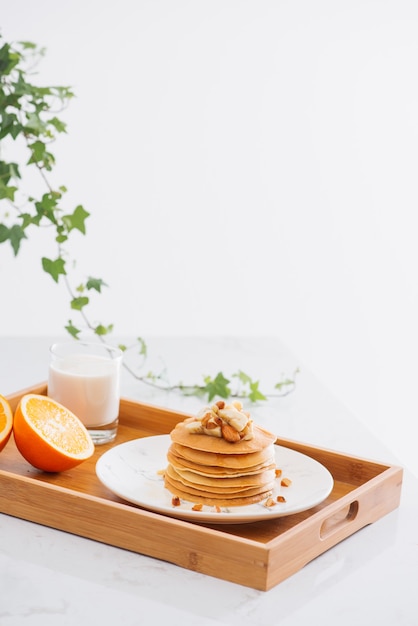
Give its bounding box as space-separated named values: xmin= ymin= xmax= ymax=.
xmin=0 ymin=395 xmax=13 ymax=452
xmin=13 ymin=394 xmax=95 ymax=472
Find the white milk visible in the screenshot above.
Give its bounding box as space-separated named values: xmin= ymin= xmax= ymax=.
xmin=48 ymin=354 xmax=120 ymax=428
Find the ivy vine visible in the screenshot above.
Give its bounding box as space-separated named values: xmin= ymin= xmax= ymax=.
xmin=0 ymin=36 xmax=298 ymax=402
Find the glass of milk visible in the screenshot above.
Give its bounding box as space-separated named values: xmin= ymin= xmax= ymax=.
xmin=48 ymin=341 xmax=123 ymax=445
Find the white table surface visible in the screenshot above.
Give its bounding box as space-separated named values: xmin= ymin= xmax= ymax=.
xmin=0 ymin=336 xmax=417 ymax=626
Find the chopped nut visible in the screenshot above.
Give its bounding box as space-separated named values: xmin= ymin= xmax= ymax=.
xmin=264 ymin=497 xmax=276 ymax=508
xmin=213 ymin=505 xmax=222 ymax=513
xmin=205 ymin=415 xmax=222 ymax=429
xmin=276 ymin=495 xmax=286 ymax=503
xmin=215 ymin=400 xmax=225 ymax=409
xmin=275 ymin=468 xmax=282 ymax=478
xmin=221 ymin=422 xmax=241 ymax=442
xmin=192 ymin=503 xmax=203 ymax=511
xmin=281 ymin=477 xmax=292 ymax=487
xmin=172 ymin=496 xmax=181 ymax=507
xmin=157 ymin=468 xmax=166 ymax=476
xmin=201 ymin=412 xmax=213 ymax=427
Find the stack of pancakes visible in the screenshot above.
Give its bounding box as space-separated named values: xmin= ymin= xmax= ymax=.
xmin=164 ymin=406 xmax=277 ymax=507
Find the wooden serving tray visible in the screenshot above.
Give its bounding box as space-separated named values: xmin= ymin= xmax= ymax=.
xmin=1 ymin=383 xmax=403 ymax=591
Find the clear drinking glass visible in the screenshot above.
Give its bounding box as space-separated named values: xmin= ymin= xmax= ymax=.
xmin=47 ymin=341 xmax=123 ymax=445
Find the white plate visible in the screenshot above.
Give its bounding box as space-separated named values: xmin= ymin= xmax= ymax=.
xmin=96 ymin=435 xmax=334 ymax=524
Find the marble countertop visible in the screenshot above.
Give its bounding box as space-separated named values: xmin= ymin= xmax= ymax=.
xmin=0 ymin=336 xmax=417 ymax=626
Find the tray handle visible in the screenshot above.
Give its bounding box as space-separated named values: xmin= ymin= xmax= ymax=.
xmin=319 ymin=500 xmax=359 ymax=539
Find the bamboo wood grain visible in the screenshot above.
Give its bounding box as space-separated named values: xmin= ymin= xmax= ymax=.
xmin=0 ymin=383 xmax=403 ymax=591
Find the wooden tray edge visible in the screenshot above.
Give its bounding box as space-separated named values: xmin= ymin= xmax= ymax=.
xmin=2 ymin=383 xmax=404 ymax=591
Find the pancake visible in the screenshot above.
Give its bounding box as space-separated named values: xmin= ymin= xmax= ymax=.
xmin=163 ymin=400 xmax=278 ymax=507
xmin=164 ymin=475 xmax=274 ymax=507
xmin=170 ymin=441 xmax=275 ymax=469
xmin=166 ymin=463 xmax=276 ymax=490
xmin=167 ymin=447 xmax=275 ymax=477
xmin=170 ymin=420 xmax=276 ymax=454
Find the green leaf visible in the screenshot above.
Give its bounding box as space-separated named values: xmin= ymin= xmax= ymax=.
xmin=232 ymin=370 xmax=267 ymax=402
xmin=86 ymin=277 xmax=107 ymax=292
xmin=0 ymin=183 xmax=17 ymax=200
xmin=25 ymin=113 xmax=47 ymax=134
xmin=19 ymin=41 xmax=39 ymax=51
xmin=0 ymin=160 xmax=20 ymax=184
xmin=94 ymin=323 xmax=114 ymax=336
xmin=48 ymin=116 xmax=67 ymax=134
xmin=71 ymin=296 xmax=89 ymax=311
xmin=234 ymin=370 xmax=252 ymax=385
xmin=34 ymin=191 xmax=60 ymax=224
xmin=136 ymin=336 xmax=147 ymax=357
xmin=65 ymin=321 xmax=81 ymax=339
xmin=52 ymin=85 xmax=75 ymax=102
xmin=203 ymin=372 xmax=231 ymax=401
xmin=0 ymin=224 xmax=9 ymax=244
xmin=27 ymin=140 xmax=55 ymax=170
xmin=9 ymin=224 xmax=26 ymax=255
xmin=41 ymin=256 xmax=66 ymax=282
xmin=62 ymin=205 xmax=89 ymax=234
xmin=247 ymin=381 xmax=267 ymax=403
xmin=0 ymin=112 xmax=22 ymax=140
xmin=274 ymin=368 xmax=300 ymax=391
xmin=19 ymin=213 xmax=33 ymax=228
xmin=0 ymin=42 xmax=19 ymax=75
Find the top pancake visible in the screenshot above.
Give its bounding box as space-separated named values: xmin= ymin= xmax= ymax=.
xmin=170 ymin=420 xmax=276 ymax=454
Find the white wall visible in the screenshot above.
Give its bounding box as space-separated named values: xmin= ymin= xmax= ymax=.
xmin=1 ymin=1 xmax=417 ymax=474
